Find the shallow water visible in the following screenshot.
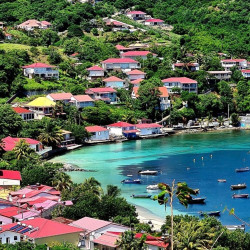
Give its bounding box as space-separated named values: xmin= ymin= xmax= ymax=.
xmin=52 ymin=130 xmax=250 ymax=229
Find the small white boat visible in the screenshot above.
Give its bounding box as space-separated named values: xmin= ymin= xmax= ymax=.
xmin=138 ymin=170 xmax=158 ymax=175
xmin=146 ymin=184 xmax=159 ymax=190
xmin=218 ymin=179 xmax=227 ymax=183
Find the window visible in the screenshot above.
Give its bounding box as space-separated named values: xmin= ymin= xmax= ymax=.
xmin=0 ymin=221 xmax=2 ymax=225
xmin=14 ymin=236 xmax=18 ymax=241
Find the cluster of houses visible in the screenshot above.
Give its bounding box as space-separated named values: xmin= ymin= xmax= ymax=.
xmin=0 ymin=171 xmax=169 ymax=249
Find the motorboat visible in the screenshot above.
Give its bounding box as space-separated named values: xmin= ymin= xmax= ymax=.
xmin=187 ymin=197 xmax=206 ymax=204
xmin=121 ymin=179 xmax=141 ymax=184
xmin=231 ymin=183 xmax=247 ymax=190
xmin=235 ymin=167 xmax=250 ymax=173
xmin=218 ymin=179 xmax=226 ymax=183
xmin=131 ymin=194 xmax=152 ymax=199
xmin=146 ymin=184 xmax=159 ymax=190
xmin=200 ymin=211 xmax=220 ymax=216
xmin=138 ymin=170 xmax=158 ymax=175
xmin=193 ymin=189 xmax=200 ymax=194
xmin=232 ymin=194 xmax=249 ymax=198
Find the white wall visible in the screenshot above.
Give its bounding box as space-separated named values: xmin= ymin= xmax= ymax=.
xmin=0 ymin=231 xmax=21 ymax=244
xmin=107 ymin=127 xmax=123 ymax=136
xmin=0 ymin=179 xmax=20 ymax=186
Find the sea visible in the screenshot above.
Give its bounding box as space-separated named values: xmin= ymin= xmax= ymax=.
xmin=52 ymin=130 xmax=250 ymax=230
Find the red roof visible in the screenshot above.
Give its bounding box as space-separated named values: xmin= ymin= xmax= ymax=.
xmin=145 ymin=19 xmax=164 ymax=23
xmin=135 ymin=233 xmax=169 ymax=248
xmin=106 ymin=21 xmax=123 ymax=26
xmin=122 ymin=51 xmax=156 ymax=57
xmin=174 ymin=63 xmax=197 ymax=67
xmin=0 ymin=207 xmax=26 ymax=218
xmin=87 ymin=65 xmax=104 ymax=71
xmin=48 ymin=93 xmax=73 ymax=100
xmin=101 ymin=58 xmax=138 ymax=64
xmin=2 ymin=136 xmax=40 ymax=151
xmin=221 ymin=59 xmax=246 ymax=62
xmin=131 ymin=78 xmax=144 ymax=84
xmin=41 ymin=21 xmax=51 ymax=25
xmin=93 ymin=233 xmax=120 ymax=248
xmin=22 ymin=63 xmax=56 ymax=69
xmin=115 ymin=45 xmax=132 ymax=51
xmin=85 ymin=126 xmax=108 ymax=133
xmin=108 ymin=122 xmax=134 ymax=128
xmin=12 ymin=107 xmax=32 ymax=114
xmin=162 ymin=77 xmax=197 ymax=84
xmin=133 ymin=87 xmax=169 ymax=98
xmin=0 ymin=170 xmax=21 ymax=181
xmin=241 ymin=70 xmax=250 ymax=73
xmin=85 ymin=87 xmax=117 ymax=94
xmin=70 ymin=52 xmax=79 ymax=57
xmin=127 ymin=70 xmax=146 ymax=75
xmin=72 ymin=95 xmax=94 ymax=102
xmin=136 ymin=123 xmax=162 ymax=129
xmin=0 ymin=218 xmax=83 ymax=239
xmin=103 ymin=76 xmax=124 ymax=82
xmin=127 ymin=11 xmax=146 ymax=15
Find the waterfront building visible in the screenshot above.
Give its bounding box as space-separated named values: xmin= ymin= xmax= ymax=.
xmin=107 ymin=122 xmax=138 ymax=139
xmin=103 ymin=76 xmax=125 ymax=88
xmin=12 ymin=107 xmax=34 ymax=121
xmin=60 ymin=130 xmax=75 ymax=147
xmin=85 ymin=87 xmax=117 ymax=103
xmin=85 ymin=126 xmax=110 ymax=142
xmin=136 ymin=123 xmax=163 ymax=136
xmin=0 ymin=170 xmax=21 ymax=189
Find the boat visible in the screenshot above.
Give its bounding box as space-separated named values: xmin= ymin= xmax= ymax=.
xmin=127 ymin=174 xmax=133 ymax=177
xmin=232 ymin=194 xmax=249 ymax=198
xmin=121 ymin=179 xmax=141 ymax=184
xmin=146 ymin=184 xmax=159 ymax=190
xmin=230 ymin=183 xmax=247 ymax=190
xmin=138 ymin=170 xmax=158 ymax=175
xmin=218 ymin=179 xmax=226 ymax=183
xmin=235 ymin=167 xmax=250 ymax=173
xmin=200 ymin=211 xmax=220 ymax=216
xmin=193 ymin=189 xmax=200 ymax=194
xmin=187 ymin=197 xmax=206 ymax=204
xmin=131 ymin=194 xmax=152 ymax=199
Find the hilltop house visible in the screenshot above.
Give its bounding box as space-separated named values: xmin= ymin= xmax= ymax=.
xmin=121 ymin=51 xmax=157 ymax=60
xmin=101 ymin=58 xmax=141 ymax=72
xmin=207 ymin=71 xmax=232 ymax=80
xmin=86 ymin=65 xmax=104 ymax=80
xmin=17 ymin=20 xmax=51 ymax=31
xmin=126 ymin=69 xmax=146 ymax=81
xmin=145 ymin=19 xmax=164 ymax=26
xmin=47 ymin=93 xmax=73 ymax=104
xmin=12 ymin=107 xmax=34 ymax=121
xmin=126 ymin=11 xmax=146 ymax=20
xmin=136 ymin=123 xmax=162 ymax=136
xmin=103 ymin=76 xmax=125 ymax=88
xmin=241 ymin=69 xmax=250 ymax=78
xmin=0 ymin=170 xmax=21 ymax=189
xmin=107 ymin=122 xmax=138 ymax=139
xmin=85 ymin=87 xmax=117 ymax=103
xmin=172 ymin=62 xmax=200 ymax=71
xmin=221 ymin=59 xmax=247 ymax=71
xmin=162 ymin=77 xmax=198 ymax=93
xmin=85 ymin=126 xmax=110 ymax=142
xmin=22 ymin=63 xmax=59 ymax=80
xmin=70 ymin=95 xmax=94 ymax=109
xmin=132 ymin=86 xmax=170 ymax=110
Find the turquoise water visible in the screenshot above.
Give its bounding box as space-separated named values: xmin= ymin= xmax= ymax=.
xmin=52 ymin=130 xmax=250 ymax=228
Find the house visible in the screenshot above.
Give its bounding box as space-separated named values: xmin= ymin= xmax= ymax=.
xmin=17 ymin=20 xmax=51 ymax=31
xmin=207 ymin=71 xmax=232 ymax=80
xmin=2 ymin=136 xmax=43 ymax=153
xmin=26 ymin=97 xmax=56 ymax=119
xmin=0 ymin=218 xmax=82 ymax=246
xmin=0 ymin=170 xmax=21 ymax=189
xmin=145 ymin=19 xmax=164 ymax=26
xmin=126 ymin=11 xmax=146 ymax=20
xmin=172 ymin=62 xmax=200 ymax=71
xmin=22 ymin=63 xmax=59 ymax=80
xmin=86 ymin=65 xmax=104 ymax=80
xmin=103 ymin=76 xmax=125 ymax=88
xmin=136 ymin=123 xmax=162 ymax=136
xmin=69 ymin=217 xmax=129 ymax=249
xmin=70 ymin=95 xmax=94 ymax=109
xmin=12 ymin=107 xmax=34 ymax=121
xmin=121 ymin=51 xmax=157 ymax=60
xmin=4 ymin=33 xmax=12 ymax=40
xmin=85 ymin=126 xmax=110 ymax=142
xmin=60 ymin=130 xmax=75 ymax=147
xmin=241 ymin=69 xmax=250 ymax=78
xmin=126 ymin=69 xmax=146 ymax=81
xmin=128 ymin=43 xmax=149 ymax=50
xmin=105 ymin=20 xmax=131 ymax=32
xmin=221 ymin=59 xmax=247 ymax=71
xmin=162 ymin=77 xmax=198 ymax=93
xmin=101 ymin=58 xmax=141 ymax=72
xmin=107 ymin=122 xmax=138 ymax=139
xmin=92 ymin=232 xmax=121 ymax=249
xmin=130 ymin=78 xmax=144 ymax=87
xmin=85 ymin=87 xmax=117 ymax=104
xmin=0 ymin=207 xmax=29 ymax=225
xmin=115 ymin=45 xmax=133 ymax=54
xmin=46 ymin=93 xmax=73 ymax=104
xmin=132 ymin=87 xmax=170 ymax=110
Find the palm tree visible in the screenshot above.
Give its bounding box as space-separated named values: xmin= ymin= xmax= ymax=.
xmin=106 ymin=185 xmax=121 ymax=198
xmin=154 ymin=180 xmax=196 ymax=250
xmin=52 ymin=172 xmax=73 ymax=192
xmin=81 ymin=177 xmax=102 ymax=197
xmin=13 ymin=139 xmax=35 ymax=160
xmin=217 ymin=116 xmax=224 ymax=126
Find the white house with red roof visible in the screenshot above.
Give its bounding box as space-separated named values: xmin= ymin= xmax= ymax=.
xmin=85 ymin=87 xmax=117 ymax=103
xmin=221 ymin=59 xmax=247 ymax=71
xmin=241 ymin=69 xmax=250 ymax=78
xmin=172 ymin=62 xmax=199 ymax=71
xmin=121 ymin=51 xmax=157 ymax=60
xmin=126 ymin=69 xmax=146 ymax=81
xmin=0 ymin=218 xmax=82 ymax=245
xmin=17 ymin=20 xmax=52 ymax=31
xmin=101 ymin=58 xmax=141 ymax=72
xmin=85 ymin=126 xmax=110 ymax=142
xmin=207 ymin=71 xmax=232 ymax=80
xmin=126 ymin=11 xmax=146 ymax=20
xmin=86 ymin=65 xmax=104 ymax=80
xmin=22 ymin=63 xmax=59 ymax=79
xmin=107 ymin=122 xmax=138 ymax=139
xmin=145 ymin=19 xmax=164 ymax=26
xmin=0 ymin=170 xmax=21 ymax=188
xmin=130 ymin=78 xmax=144 ymax=87
xmin=70 ymin=95 xmax=94 ymax=109
xmin=12 ymin=107 xmax=34 ymax=121
xmin=103 ymin=76 xmax=125 ymax=88
xmin=162 ymin=77 xmax=198 ymax=93
xmin=46 ymin=92 xmax=73 ymax=104
xmin=105 ymin=19 xmax=132 ymax=32
xmin=115 ymin=45 xmax=133 ymax=54
xmin=2 ymin=136 xmax=43 ymax=152
xmin=136 ymin=123 xmax=163 ymax=136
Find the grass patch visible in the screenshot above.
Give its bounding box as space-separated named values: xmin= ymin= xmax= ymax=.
xmin=24 ymin=78 xmax=62 ymax=91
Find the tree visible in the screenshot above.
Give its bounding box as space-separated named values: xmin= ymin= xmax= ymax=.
xmin=13 ymin=139 xmax=36 ymax=160
xmin=81 ymin=177 xmax=102 ymax=197
xmin=154 ymin=181 xmax=196 ymax=250
xmin=52 ymin=172 xmax=73 ymax=192
xmin=106 ymin=185 xmax=121 ymax=198
xmin=217 ymin=116 xmax=225 ymax=126
xmin=67 ymin=25 xmax=83 ymax=38
xmin=231 ymin=113 xmax=240 ymax=127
